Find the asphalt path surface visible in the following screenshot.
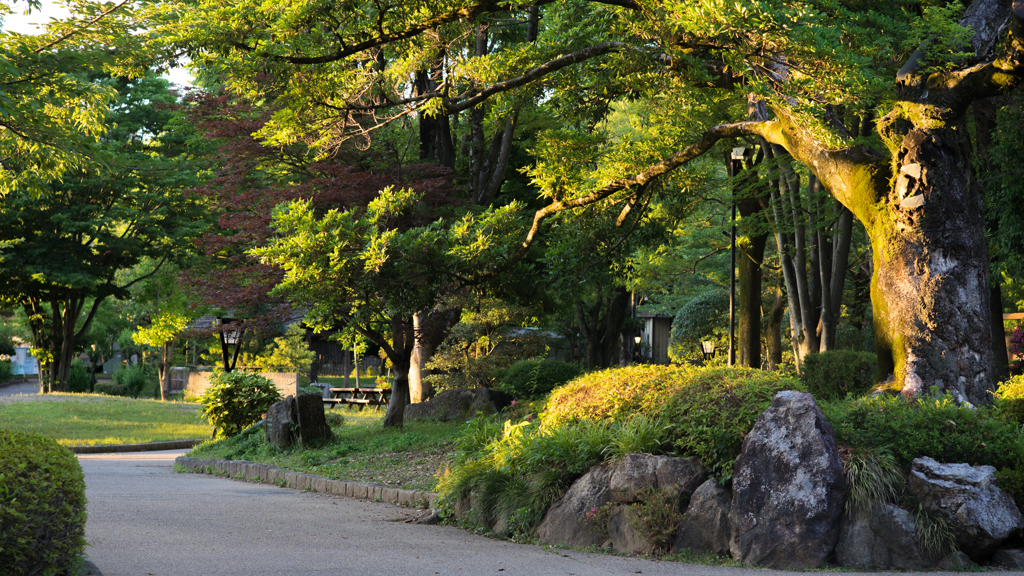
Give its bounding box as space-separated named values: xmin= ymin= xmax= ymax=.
xmin=78 ymin=450 xmax=1000 ymax=576
xmin=79 ymin=450 xmax=765 ymax=576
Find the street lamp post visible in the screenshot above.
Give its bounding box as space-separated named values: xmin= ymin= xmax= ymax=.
xmin=634 ymin=334 xmax=643 ymax=364
xmin=699 ymin=340 xmax=716 ymax=363
xmin=216 ymin=317 xmax=244 ymax=372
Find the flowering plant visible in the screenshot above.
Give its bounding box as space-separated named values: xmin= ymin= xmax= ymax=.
xmin=1010 ymin=322 xmax=1024 ymax=359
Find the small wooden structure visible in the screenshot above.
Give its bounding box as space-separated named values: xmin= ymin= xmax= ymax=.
xmin=323 ymin=387 xmax=391 ymax=410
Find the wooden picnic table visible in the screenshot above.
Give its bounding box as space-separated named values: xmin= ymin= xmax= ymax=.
xmin=322 ymin=387 xmax=392 ymax=410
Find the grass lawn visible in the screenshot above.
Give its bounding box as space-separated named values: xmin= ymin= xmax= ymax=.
xmin=187 ymin=407 xmax=461 ymax=492
xmin=0 ymin=393 xmax=213 ymax=446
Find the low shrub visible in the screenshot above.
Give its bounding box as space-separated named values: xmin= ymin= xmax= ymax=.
xmin=994 ymin=374 xmax=1024 ymax=424
xmin=0 ymin=430 xmax=87 ymax=576
xmin=112 ymin=363 xmax=151 ymax=398
xmin=542 ymin=365 xmax=803 ymax=479
xmin=822 ymin=394 xmax=1024 ymax=504
xmin=0 ymin=360 xmax=11 ymax=383
xmin=67 ymin=359 xmax=92 ymax=393
xmin=800 ymin=350 xmax=878 ymax=401
xmin=94 ymin=381 xmax=128 ymax=396
xmin=200 ymin=370 xmax=282 ymax=437
xmin=498 ymin=359 xmax=582 ymax=399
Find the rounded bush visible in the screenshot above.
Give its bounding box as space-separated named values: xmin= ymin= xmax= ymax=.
xmin=68 ymin=359 xmax=92 ymax=393
xmin=0 ymin=430 xmax=87 ymax=575
xmin=112 ymin=363 xmax=150 ymax=398
xmin=542 ymin=364 xmax=804 ymax=479
xmin=200 ymin=370 xmax=282 ymax=437
xmin=498 ymin=359 xmax=582 ymax=399
xmin=800 ymin=350 xmax=878 ymax=400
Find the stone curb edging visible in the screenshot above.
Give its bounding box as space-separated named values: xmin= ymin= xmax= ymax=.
xmin=71 ymin=439 xmax=204 ymax=454
xmin=175 ymin=456 xmax=438 ymax=509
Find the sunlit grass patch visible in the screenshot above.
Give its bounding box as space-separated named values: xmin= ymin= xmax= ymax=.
xmin=187 ymin=407 xmax=461 ymax=491
xmin=0 ymin=394 xmax=212 ymax=446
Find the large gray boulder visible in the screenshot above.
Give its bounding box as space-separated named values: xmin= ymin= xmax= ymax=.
xmin=265 ymin=395 xmax=298 ymax=449
xmin=536 ymin=463 xmax=613 ymax=547
xmin=730 ymin=390 xmax=847 ymax=569
xmin=835 ymin=503 xmax=943 ymax=569
xmin=404 ymin=388 xmax=513 ymax=421
xmin=607 ymin=505 xmax=656 ymax=555
xmin=608 ymin=453 xmax=705 ymax=506
xmin=991 ymin=549 xmax=1024 ymax=569
xmin=294 ymin=393 xmax=333 ymax=445
xmin=265 ymin=394 xmax=333 ymax=449
xmin=907 ymin=456 xmax=1024 ymax=560
xmin=673 ymin=478 xmax=733 ymax=557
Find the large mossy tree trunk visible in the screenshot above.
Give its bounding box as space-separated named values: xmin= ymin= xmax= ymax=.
xmin=869 ymin=119 xmax=993 ymax=403
xmin=758 ymin=0 xmax=1022 ymax=404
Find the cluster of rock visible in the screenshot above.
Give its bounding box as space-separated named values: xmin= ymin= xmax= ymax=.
xmin=405 ymin=387 xmax=513 ymax=421
xmin=265 ymin=393 xmax=333 ymax=449
xmin=534 ymin=391 xmax=1024 ymax=570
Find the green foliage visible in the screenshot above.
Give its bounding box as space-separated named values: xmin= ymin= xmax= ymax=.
xmin=994 ymin=374 xmax=1024 ymax=424
xmin=94 ymin=381 xmax=128 ymax=397
xmin=902 ymin=3 xmax=975 ymax=74
xmin=298 ymin=384 xmax=323 ymax=396
xmin=112 ymin=363 xmax=152 ymax=399
xmin=843 ymin=446 xmax=903 ymax=517
xmin=67 ymin=359 xmax=92 ymax=393
xmin=909 ymin=501 xmax=959 ymax=557
xmin=324 ymin=411 xmax=345 ymax=428
xmin=437 ymin=416 xmax=614 ymax=535
xmin=800 ymin=350 xmax=878 ymax=401
xmin=200 ymin=371 xmax=283 ymax=438
xmin=257 ymin=323 xmax=317 ymax=373
xmin=0 ymin=361 xmax=10 ymax=384
xmin=604 ymin=414 xmax=668 ymax=459
xmin=822 ymin=395 xmax=1024 ymax=504
xmin=668 ymin=290 xmax=729 ymax=363
xmin=498 ymin=359 xmax=582 ymax=400
xmin=427 ymin=299 xmax=549 ymax=392
xmin=630 ymin=488 xmax=686 ymax=553
xmin=0 ymin=430 xmax=87 ymax=576
xmin=542 ymin=365 xmax=803 ymax=480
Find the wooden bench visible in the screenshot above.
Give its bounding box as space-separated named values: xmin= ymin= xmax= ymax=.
xmin=323 ymin=387 xmax=391 ymax=411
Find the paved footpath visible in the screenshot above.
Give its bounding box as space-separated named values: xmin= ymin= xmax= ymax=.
xmin=79 ymin=450 xmax=758 ymax=576
xmin=78 ymin=450 xmax=993 ymax=576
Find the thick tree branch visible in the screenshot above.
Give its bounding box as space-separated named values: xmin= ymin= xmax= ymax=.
xmin=447 ymin=42 xmax=628 ymax=113
xmin=518 ymin=121 xmax=767 ymax=255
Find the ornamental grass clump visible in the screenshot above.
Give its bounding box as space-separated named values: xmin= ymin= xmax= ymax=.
xmin=0 ymin=430 xmax=88 ymax=576
xmin=200 ymin=370 xmax=282 ymax=437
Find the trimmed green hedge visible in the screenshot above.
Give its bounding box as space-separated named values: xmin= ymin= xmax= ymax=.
xmin=0 ymin=430 xmax=88 ymax=576
xmin=800 ymin=350 xmax=878 ymax=400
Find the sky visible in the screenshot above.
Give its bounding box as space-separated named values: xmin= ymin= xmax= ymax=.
xmin=2 ymin=0 xmax=195 ymax=87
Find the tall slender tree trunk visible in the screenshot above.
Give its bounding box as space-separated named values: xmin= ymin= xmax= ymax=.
xmin=383 ymin=316 xmax=415 ymax=428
